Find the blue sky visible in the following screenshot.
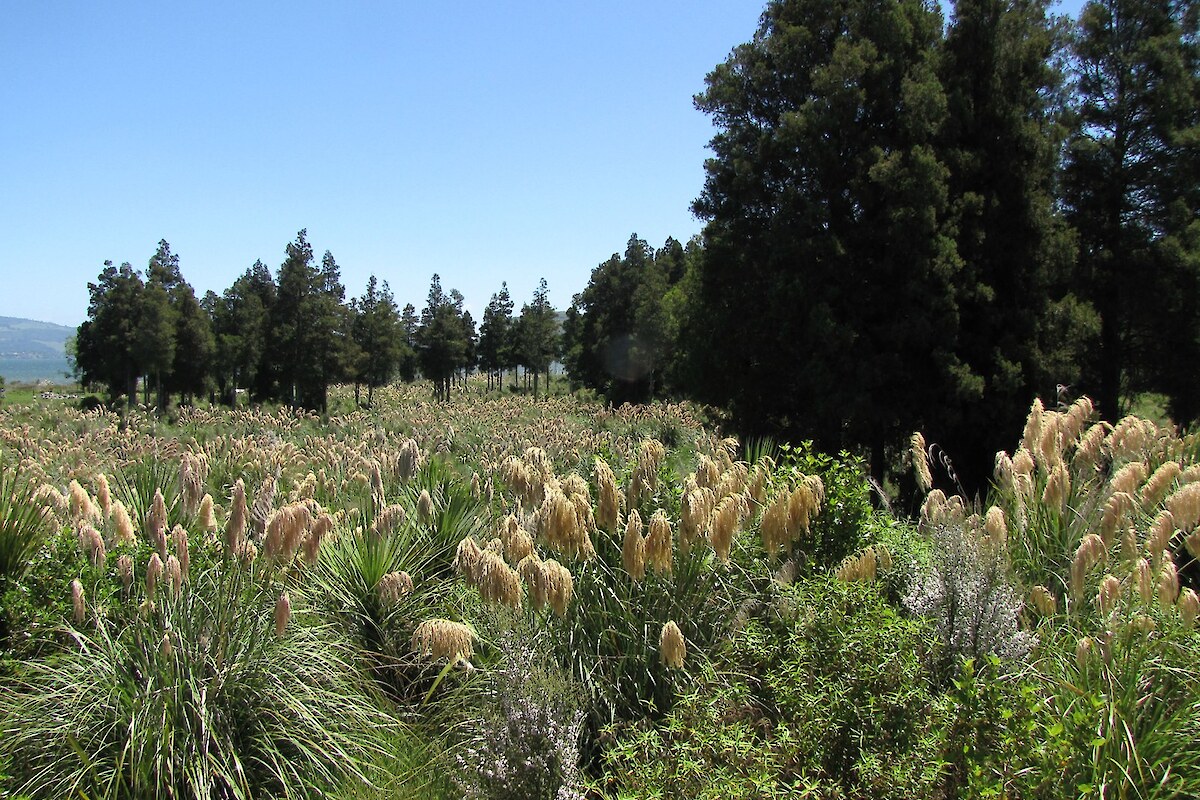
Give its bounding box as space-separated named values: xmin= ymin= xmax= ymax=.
xmin=1 ymin=1 xmax=1086 ymax=329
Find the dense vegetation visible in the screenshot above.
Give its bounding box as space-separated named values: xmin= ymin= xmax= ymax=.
xmin=1 ymin=384 xmax=1199 ymax=798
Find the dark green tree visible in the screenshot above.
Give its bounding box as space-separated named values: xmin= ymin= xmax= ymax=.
xmin=74 ymin=261 xmax=145 ymax=408
xmin=351 ymin=275 xmax=405 ymax=408
xmin=478 ymin=283 xmax=516 ymax=392
xmin=1063 ymin=0 xmax=1200 ymax=421
xmin=417 ymin=274 xmax=469 ymax=402
xmin=398 ymin=303 xmax=420 ymax=383
xmin=932 ymin=0 xmax=1098 ymax=488
xmin=134 ymin=279 xmax=176 ymax=410
xmin=688 ymin=0 xmax=973 ymax=477
xmin=268 ymin=232 xmax=351 ymax=412
xmin=516 ymin=278 xmax=559 ymax=397
xmin=208 ymin=263 xmax=272 ymax=407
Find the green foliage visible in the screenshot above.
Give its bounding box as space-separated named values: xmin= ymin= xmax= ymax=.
xmin=0 ymin=462 xmax=49 ymax=596
xmin=603 ymin=576 xmax=946 ymax=799
xmin=0 ymin=557 xmax=394 ymax=799
xmin=775 ymin=442 xmax=874 ymax=571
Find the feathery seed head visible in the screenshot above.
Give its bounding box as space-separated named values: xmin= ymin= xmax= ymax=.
xmin=543 ymin=559 xmax=573 ymax=617
xmin=70 ymin=579 xmax=85 ymax=625
xmin=623 ymin=510 xmax=646 ymax=581
xmin=379 ymin=571 xmax=414 ymax=607
xmin=1158 ymin=555 xmax=1179 ymax=607
xmin=197 ymin=493 xmax=217 ymax=532
xmin=1097 ymin=574 xmax=1121 ymax=615
xmin=594 ymin=457 xmax=621 ymax=531
xmin=1166 ymin=482 xmax=1200 ymax=533
xmin=79 ymin=523 xmax=106 ymax=568
xmin=645 ymin=510 xmax=673 ymax=575
xmin=455 ymin=537 xmax=483 ymax=586
xmin=226 ymin=479 xmax=247 ymax=554
xmin=1022 ymin=398 xmax=1045 ymax=458
xmin=1029 ymin=585 xmax=1057 ymax=617
xmin=118 ymin=554 xmax=134 ymax=593
xmin=147 ymin=488 xmax=168 ymax=557
xmin=1042 ymin=463 xmax=1070 ymax=514
xmin=166 ymin=554 xmax=183 ymax=598
xmin=95 ymin=473 xmax=112 ymax=518
xmin=112 ymin=500 xmax=135 ymax=546
xmin=1142 ymin=461 xmax=1181 ymax=508
xmin=417 ymin=489 xmax=435 ymax=523
xmin=1179 ymin=588 xmax=1199 ymax=628
xmin=911 ymin=432 xmax=932 ymax=493
xmin=660 ymin=620 xmax=686 ymax=669
xmin=411 ymin=618 xmax=476 ymax=663
xmin=1135 ymin=558 xmax=1154 ymax=603
xmin=146 ymin=552 xmax=164 ymax=596
xmin=274 ymin=591 xmax=291 ymax=637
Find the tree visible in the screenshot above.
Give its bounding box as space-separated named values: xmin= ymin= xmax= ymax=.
xmin=478 ymin=283 xmax=516 ymax=392
xmin=931 ymin=0 xmax=1098 ymax=489
xmin=688 ymin=0 xmax=972 ymax=478
xmin=417 ymin=274 xmax=469 ymax=401
xmin=351 ymin=275 xmax=405 ymax=408
xmin=268 ymin=232 xmax=351 ymax=412
xmin=563 ymin=234 xmax=683 ymax=403
xmin=517 ymin=278 xmax=558 ymax=397
xmin=74 ymin=261 xmax=145 ymax=408
xmin=208 ymin=263 xmax=271 ymax=407
xmin=134 ymin=278 xmax=175 ymax=410
xmin=1063 ymin=0 xmax=1200 ymax=421
xmin=398 ymin=303 xmax=420 ymax=383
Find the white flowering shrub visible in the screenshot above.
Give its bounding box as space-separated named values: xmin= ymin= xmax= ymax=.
xmin=453 ymin=627 xmax=587 ymax=800
xmin=904 ymin=524 xmax=1035 ymax=679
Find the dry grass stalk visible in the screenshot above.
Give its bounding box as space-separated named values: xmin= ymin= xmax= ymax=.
xmin=147 ymin=488 xmax=168 ymax=557
xmin=1096 ymin=574 xmax=1121 ymax=615
xmin=594 ymin=457 xmax=622 ymax=531
xmin=275 ymin=591 xmax=291 ymax=637
xmin=1110 ymin=461 xmax=1149 ymax=498
xmin=369 ymin=503 xmax=407 ymax=540
xmin=303 ymin=513 xmax=334 ymax=563
xmin=659 ymin=620 xmax=686 ymax=669
xmin=179 ymin=451 xmax=207 ymax=515
xmin=709 ymin=494 xmax=747 ymax=563
xmin=1180 ymin=588 xmax=1199 ymax=628
xmin=250 ymin=472 xmax=277 ymax=541
xmin=70 ymin=579 xmax=85 ymax=625
xmin=645 ymin=510 xmax=673 ymax=575
xmin=1158 ymin=555 xmax=1179 ymax=607
xmin=264 ymin=503 xmax=313 ymax=562
xmin=117 ymin=554 xmax=134 ymax=594
xmin=1073 ymin=422 xmax=1110 ymax=472
xmin=411 ymin=619 xmax=476 ymax=663
xmin=146 ymin=552 xmax=164 ymax=596
xmin=477 ymin=550 xmax=523 ymax=609
xmin=1142 ymin=461 xmax=1182 ymax=508
xmin=1165 ymin=482 xmax=1200 ymax=533
xmin=1107 ymin=416 xmax=1159 ymax=464
xmin=417 ymin=489 xmax=435 ymax=523
xmin=695 ymin=454 xmax=721 ymax=490
xmin=1134 ymin=558 xmax=1154 ymax=602
xmin=622 ymin=511 xmax=647 ymax=581
xmin=517 ymin=552 xmax=549 ymax=610
xmin=171 ymin=525 xmax=190 ymax=577
xmin=68 ymin=479 xmax=99 ymax=525
xmin=397 ymin=437 xmax=422 ymax=482
xmin=378 ymin=571 xmax=414 ymax=607
xmin=1071 ymin=533 xmax=1107 ymax=598
xmin=836 ymin=547 xmax=878 ymax=582
xmin=1099 ymin=492 xmax=1136 ymax=545
xmin=680 ymin=485 xmax=715 ymax=554
xmin=112 ymin=500 xmax=136 ymax=547
xmin=197 ymin=494 xmax=217 ymax=532
xmin=1029 ymin=585 xmax=1057 ymax=616
xmin=227 ymin=479 xmax=248 ymax=554
xmin=911 ymin=432 xmax=932 ymax=493
xmin=78 ymin=523 xmax=106 ymax=568
xmin=455 ymin=537 xmax=484 ymax=586
xmin=1021 ymin=398 xmax=1045 ymax=459
xmin=1042 ymin=463 xmax=1070 ymax=514
xmin=94 ymin=473 xmax=112 ymax=518
xmin=544 ymin=559 xmax=573 ymax=617
xmin=1147 ymin=510 xmax=1176 ymax=560
xmin=499 ymin=514 xmax=534 ymax=564
xmin=166 ymin=554 xmax=183 ymax=598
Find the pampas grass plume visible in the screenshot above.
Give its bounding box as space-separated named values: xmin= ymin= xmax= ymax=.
xmin=275 ymin=591 xmax=291 ymax=637
xmin=412 ymin=618 xmax=475 ymax=663
xmin=70 ymin=579 xmax=85 ymax=625
xmin=660 ymin=621 xmax=685 ymax=669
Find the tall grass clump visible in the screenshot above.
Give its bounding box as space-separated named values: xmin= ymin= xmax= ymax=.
xmin=0 ymin=460 xmax=49 ymax=592
xmin=0 ymin=553 xmax=395 ymax=799
xmin=914 ymin=396 xmax=1200 ymax=796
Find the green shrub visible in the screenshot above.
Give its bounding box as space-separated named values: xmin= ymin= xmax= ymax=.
xmin=0 ymin=557 xmax=395 ymax=799
xmin=603 ymin=576 xmax=947 ymax=799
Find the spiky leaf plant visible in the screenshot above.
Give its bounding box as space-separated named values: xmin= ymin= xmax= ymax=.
xmin=0 ymin=460 xmax=49 ymax=590
xmin=0 ymin=557 xmax=395 ymax=799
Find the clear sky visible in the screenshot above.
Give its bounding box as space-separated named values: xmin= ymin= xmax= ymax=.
xmin=1 ymin=1 xmax=1087 ymax=329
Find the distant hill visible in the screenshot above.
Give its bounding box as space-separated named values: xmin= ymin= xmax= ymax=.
xmin=0 ymin=317 xmax=75 ymax=383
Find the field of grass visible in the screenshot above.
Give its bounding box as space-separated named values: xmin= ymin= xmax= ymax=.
xmin=1 ymin=381 xmax=1198 ymax=799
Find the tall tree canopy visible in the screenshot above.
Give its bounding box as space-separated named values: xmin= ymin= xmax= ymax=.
xmin=1064 ymin=0 xmax=1200 ymax=421
xmin=689 ymin=0 xmax=973 ymax=476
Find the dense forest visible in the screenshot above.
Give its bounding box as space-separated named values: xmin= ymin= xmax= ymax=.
xmin=73 ymin=0 xmax=1198 ymax=493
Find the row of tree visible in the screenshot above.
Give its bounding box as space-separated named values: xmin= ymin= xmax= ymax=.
xmin=562 ymin=0 xmax=1199 ymax=492
xmin=74 ymin=232 xmax=562 ymax=412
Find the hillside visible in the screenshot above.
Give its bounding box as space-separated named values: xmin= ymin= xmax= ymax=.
xmin=0 ymin=317 xmax=74 ymax=359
